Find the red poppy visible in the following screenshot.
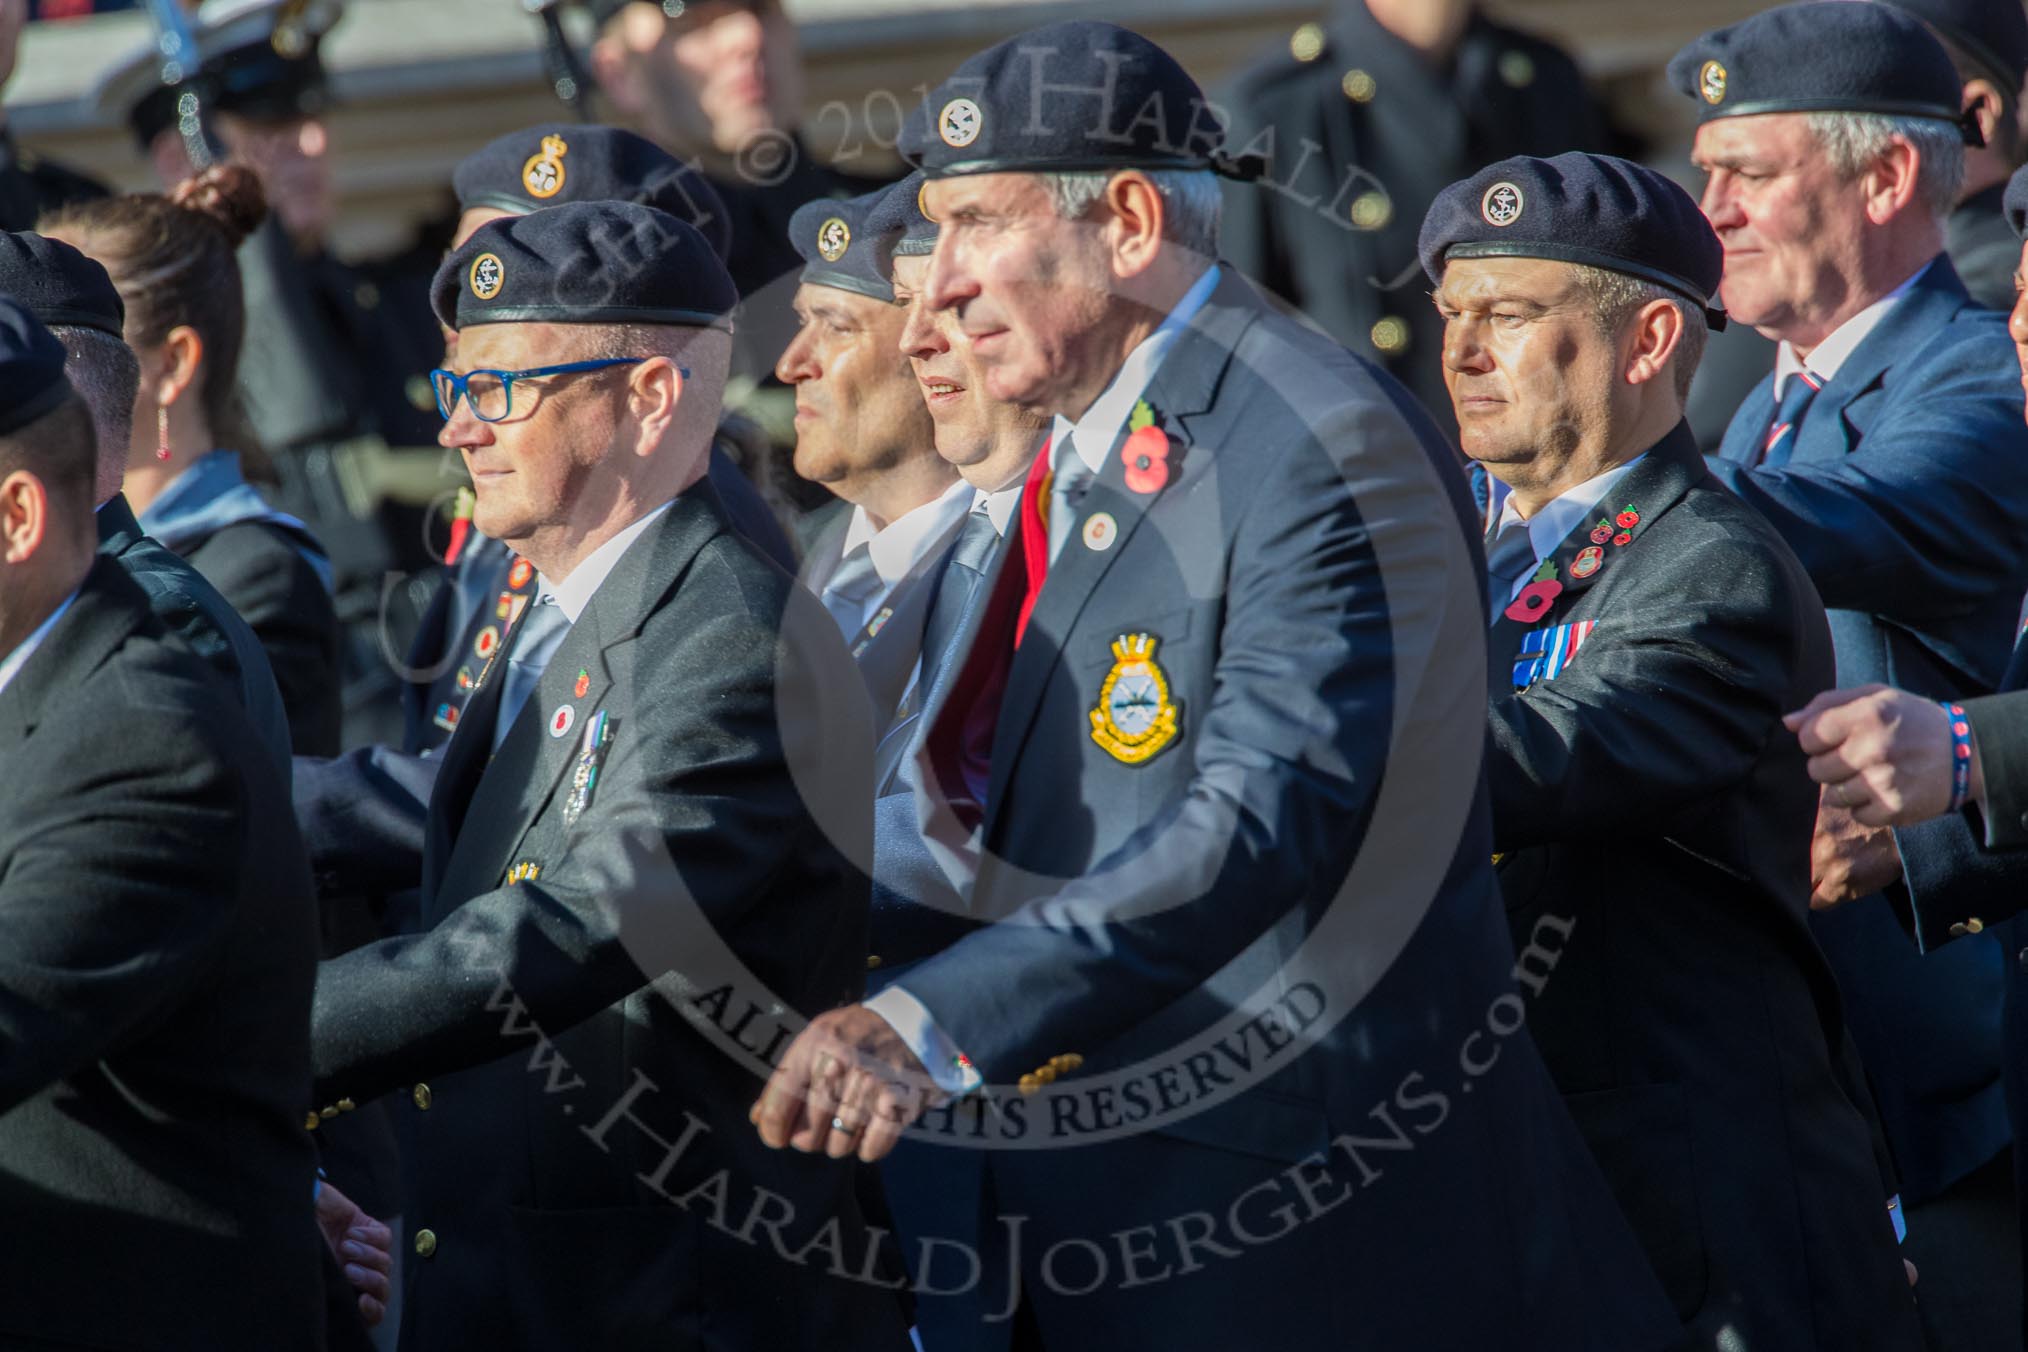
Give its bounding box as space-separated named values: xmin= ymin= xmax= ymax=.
xmin=1122 ymin=425 xmax=1171 ymax=494
xmin=1612 ymin=531 xmax=1632 ymax=547
xmin=1503 ymin=578 xmax=1563 ymax=623
xmin=1615 ymin=507 xmax=1640 ymax=529
xmin=1589 ymin=524 xmax=1613 ymax=545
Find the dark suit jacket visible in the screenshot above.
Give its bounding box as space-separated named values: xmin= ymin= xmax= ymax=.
xmin=1709 ymin=256 xmax=2028 ymax=1200
xmin=182 ymin=519 xmax=344 ymax=757
xmin=96 ymin=491 xmax=292 ymax=775
xmin=309 ymin=484 xmax=909 ymax=1352
xmin=1488 ymin=425 xmax=1921 ymax=1351
xmin=890 ymin=269 xmax=1679 ymax=1352
xmin=1217 ymin=1 xmax=1608 ymax=431
xmin=0 ymin=557 xmax=323 ymax=1351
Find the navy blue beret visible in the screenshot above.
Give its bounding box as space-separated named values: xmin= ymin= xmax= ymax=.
xmin=863 ymin=171 xmax=937 ymax=260
xmin=2005 ymin=163 xmax=2028 ymax=239
xmin=1668 ymin=2 xmax=1979 ymax=146
xmin=897 ymin=21 xmax=1259 ymax=181
xmin=1420 ymin=153 xmax=1727 ymax=328
xmin=0 ymin=297 xmax=74 ymax=437
xmin=788 ymin=186 xmax=902 ymax=303
xmin=0 ymin=233 xmax=125 ymax=337
xmin=431 ymin=201 xmax=736 ymax=332
xmin=453 ymin=123 xmax=732 ymax=263
xmin=1880 ymin=0 xmax=2028 ymax=92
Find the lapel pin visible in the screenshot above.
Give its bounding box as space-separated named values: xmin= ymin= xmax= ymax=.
xmin=550 ymin=704 xmax=576 ymax=739
xmin=573 ymin=668 xmax=590 ymax=699
xmin=508 ymin=558 xmax=534 ymax=589
xmin=1570 ymin=545 xmax=1603 ymax=579
xmin=1122 ymin=399 xmax=1172 ymax=495
xmin=1588 ymin=519 xmax=1614 ymax=545
xmin=1083 ymin=512 xmax=1118 ymax=552
xmin=1503 ymin=559 xmax=1564 ymax=624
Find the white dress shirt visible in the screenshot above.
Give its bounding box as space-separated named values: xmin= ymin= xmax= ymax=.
xmin=1489 ymin=456 xmax=1646 ymax=604
xmin=543 ymin=500 xmax=674 ymax=624
xmin=865 ymin=267 xmax=1223 ymax=1097
xmin=826 ymin=481 xmax=974 ymax=634
xmin=1773 ymin=257 xmax=1933 ymax=397
xmin=1043 ymin=264 xmax=1221 ymax=559
xmin=0 ymin=590 xmax=75 ymax=698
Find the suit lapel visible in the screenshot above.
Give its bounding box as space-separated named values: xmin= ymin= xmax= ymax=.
xmin=0 ymin=557 xmax=134 ymax=747
xmin=982 ymin=274 xmax=1255 ymax=828
xmin=1792 ymin=256 xmax=1970 ymax=464
xmin=426 ymin=490 xmax=726 ymax=911
xmin=1486 ymin=423 xmax=1706 ymax=689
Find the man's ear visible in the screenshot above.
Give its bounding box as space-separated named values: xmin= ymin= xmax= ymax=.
xmin=628 ymin=356 xmax=683 ymax=455
xmin=1103 ymin=171 xmax=1168 ymax=279
xmin=0 ymin=469 xmax=48 ymax=566
xmin=1623 ymin=298 xmax=1685 ymax=389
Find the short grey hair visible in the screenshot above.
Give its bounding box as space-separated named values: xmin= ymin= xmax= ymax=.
xmin=1569 ymin=266 xmax=1708 ymax=404
xmin=1038 ymin=169 xmax=1222 ymax=258
xmin=1806 ymin=112 xmax=1965 ymax=218
xmin=48 ymin=324 xmax=139 ymax=495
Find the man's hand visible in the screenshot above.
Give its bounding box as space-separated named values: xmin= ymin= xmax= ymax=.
xmin=750 ymin=1005 xmax=942 ymax=1164
xmin=1810 ymin=795 xmax=1904 ymax=909
xmin=315 ymin=1178 xmax=393 ymax=1328
xmin=1786 ymin=684 xmax=1974 ymax=827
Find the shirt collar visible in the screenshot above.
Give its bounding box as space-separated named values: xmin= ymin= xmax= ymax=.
xmin=0 ymin=589 xmax=77 ymax=698
xmin=1049 ymin=263 xmax=1220 ymax=480
xmin=540 ymin=500 xmax=674 ymax=624
xmin=842 ymin=479 xmax=972 ymax=589
xmin=974 ymin=483 xmax=1024 ymax=536
xmin=1495 ymin=454 xmax=1646 ymax=575
xmin=1775 ymin=256 xmax=1935 ymax=395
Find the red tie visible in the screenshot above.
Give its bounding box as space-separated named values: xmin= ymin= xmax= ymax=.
xmin=1013 ymin=440 xmax=1055 ymax=649
xmin=926 ymin=440 xmax=1051 ymax=825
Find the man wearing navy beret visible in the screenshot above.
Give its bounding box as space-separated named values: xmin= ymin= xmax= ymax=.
xmin=779 ymin=181 xmax=965 ymax=712
xmin=1676 ymin=6 xmax=2028 ymax=1335
xmin=305 ymin=200 xmax=908 ymax=1351
xmin=0 ymin=296 xmax=326 ymax=1350
xmin=1791 ymin=159 xmax=2028 ymax=1350
xmin=1425 ymin=150 xmax=1922 ymax=1350
xmin=755 ymin=21 xmax=1679 ymax=1351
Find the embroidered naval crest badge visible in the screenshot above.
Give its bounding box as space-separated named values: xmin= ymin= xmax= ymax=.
xmin=1089 ymin=633 xmax=1181 ymax=765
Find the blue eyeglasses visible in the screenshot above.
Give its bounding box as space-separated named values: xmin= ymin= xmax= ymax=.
xmin=429 ymin=358 xmax=687 ymax=423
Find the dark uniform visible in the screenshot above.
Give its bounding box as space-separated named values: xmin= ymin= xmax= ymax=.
xmin=1424 ymin=154 xmax=1921 ymax=1350
xmin=308 ymin=202 xmax=908 ymax=1351
xmin=873 ymin=28 xmax=1680 ymax=1351
xmin=1216 ymin=2 xmax=1610 ymax=432
xmin=0 ymin=304 xmax=323 ymax=1352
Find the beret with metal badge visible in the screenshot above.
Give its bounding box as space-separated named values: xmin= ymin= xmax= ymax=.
xmin=1667 ymin=1 xmax=1981 ymax=147
xmin=431 ymin=199 xmax=737 ymax=332
xmin=0 ymin=296 xmax=76 ymax=438
xmin=864 ymin=170 xmax=937 ymax=259
xmin=897 ymin=21 xmax=1262 ymax=181
xmin=1419 ymin=152 xmax=1728 ymax=329
xmin=453 ymin=122 xmax=732 ymax=264
xmin=787 ymin=184 xmax=907 ymax=303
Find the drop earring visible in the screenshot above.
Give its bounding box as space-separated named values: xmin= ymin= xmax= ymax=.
xmin=156 ymin=404 xmax=171 ymax=462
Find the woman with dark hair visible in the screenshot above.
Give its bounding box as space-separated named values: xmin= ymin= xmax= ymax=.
xmin=47 ymin=165 xmax=343 ymax=757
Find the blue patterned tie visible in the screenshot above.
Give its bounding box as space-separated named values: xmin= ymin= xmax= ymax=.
xmin=919 ymin=506 xmax=1001 ymax=700
xmin=1759 ymin=369 xmax=1824 ymax=469
xmin=495 ymin=596 xmax=569 ymax=751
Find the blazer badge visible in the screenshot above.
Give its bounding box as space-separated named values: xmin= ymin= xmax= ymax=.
xmin=1090 ymin=633 xmax=1181 ymax=764
xmin=507 ymin=860 xmax=542 ymax=885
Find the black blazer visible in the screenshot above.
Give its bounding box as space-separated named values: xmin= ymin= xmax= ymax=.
xmin=1487 ymin=425 xmax=1921 ymax=1350
xmin=309 ymin=484 xmax=909 ymax=1351
xmin=181 ymin=519 xmax=343 ymax=757
xmin=0 ymin=557 xmax=323 ymax=1351
xmin=96 ymin=491 xmax=292 ymax=774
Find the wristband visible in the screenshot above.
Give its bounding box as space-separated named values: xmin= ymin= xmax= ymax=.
xmin=1943 ymin=703 xmax=1973 ymax=813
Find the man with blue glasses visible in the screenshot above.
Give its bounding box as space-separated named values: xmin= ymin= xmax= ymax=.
xmin=305 ymin=198 xmax=907 ymax=1350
